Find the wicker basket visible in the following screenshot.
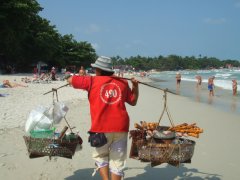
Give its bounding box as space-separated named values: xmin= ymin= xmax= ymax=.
xmin=129 ymin=129 xmax=196 ymax=167
xmin=129 ymin=130 xmax=146 ymax=159
xmin=23 ymin=135 xmax=80 ymax=159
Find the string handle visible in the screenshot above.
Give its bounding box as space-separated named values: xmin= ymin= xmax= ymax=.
xmin=52 ymin=89 xmax=74 ymax=133
xmin=157 ymin=89 xmax=175 ymax=128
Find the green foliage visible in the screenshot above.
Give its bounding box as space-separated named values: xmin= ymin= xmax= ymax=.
xmin=111 ymin=55 xmax=240 ymax=71
xmin=0 ymin=0 xmax=97 ymax=73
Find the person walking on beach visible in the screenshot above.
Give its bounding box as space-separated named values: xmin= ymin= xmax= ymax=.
xmin=176 ymin=72 xmax=181 ymax=87
xmin=208 ymin=76 xmax=215 ymax=96
xmin=78 ymin=66 xmax=86 ymax=76
xmin=175 ymin=72 xmax=181 ymax=94
xmin=195 ymin=75 xmax=202 ymax=87
xmin=67 ymin=56 xmax=139 ymax=180
xmin=50 ymin=67 xmax=56 ymax=80
xmin=232 ymin=79 xmax=237 ymax=96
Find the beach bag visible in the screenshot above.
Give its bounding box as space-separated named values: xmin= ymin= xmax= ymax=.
xmin=88 ymin=132 xmax=107 ymax=147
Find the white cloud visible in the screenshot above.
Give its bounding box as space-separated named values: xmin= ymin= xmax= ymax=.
xmin=74 ymin=24 xmax=101 ymax=34
xmin=85 ymin=24 xmax=100 ymax=34
xmin=203 ymin=17 xmax=226 ymax=24
xmin=91 ymin=43 xmax=99 ymax=50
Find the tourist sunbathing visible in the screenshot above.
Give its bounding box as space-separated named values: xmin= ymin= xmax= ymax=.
xmin=0 ymin=80 xmax=28 ymax=88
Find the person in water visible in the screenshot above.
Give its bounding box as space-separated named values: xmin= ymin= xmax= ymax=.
xmin=196 ymin=75 xmax=202 ymax=87
xmin=232 ymin=79 xmax=237 ymax=96
xmin=208 ymin=76 xmax=215 ymax=96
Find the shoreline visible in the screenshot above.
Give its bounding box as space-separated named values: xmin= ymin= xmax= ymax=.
xmin=148 ymin=76 xmax=240 ymax=115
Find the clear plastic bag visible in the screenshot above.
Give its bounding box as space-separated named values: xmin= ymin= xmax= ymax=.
xmin=52 ymin=101 xmax=69 ymax=124
xmin=25 ymin=106 xmax=52 ymax=134
xmin=25 ymin=102 xmax=69 ymax=134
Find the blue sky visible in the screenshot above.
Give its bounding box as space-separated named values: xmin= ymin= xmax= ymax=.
xmin=38 ymin=0 xmax=240 ymax=60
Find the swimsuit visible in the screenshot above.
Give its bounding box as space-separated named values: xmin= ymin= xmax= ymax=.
xmin=208 ymin=84 xmax=213 ymax=91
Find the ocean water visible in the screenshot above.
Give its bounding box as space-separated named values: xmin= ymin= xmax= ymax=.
xmin=148 ymin=68 xmax=240 ymax=115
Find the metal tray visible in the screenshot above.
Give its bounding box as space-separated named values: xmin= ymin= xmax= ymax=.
xmin=153 ymin=126 xmax=176 ymax=140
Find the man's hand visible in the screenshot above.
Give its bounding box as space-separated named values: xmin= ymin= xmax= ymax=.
xmin=131 ymin=77 xmax=139 ymax=87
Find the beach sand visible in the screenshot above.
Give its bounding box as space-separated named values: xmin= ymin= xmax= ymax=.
xmin=0 ymin=74 xmax=239 ymax=180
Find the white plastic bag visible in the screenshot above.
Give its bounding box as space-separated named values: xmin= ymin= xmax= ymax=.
xmin=52 ymin=102 xmax=69 ymax=124
xmin=25 ymin=106 xmax=52 ymax=134
xmin=25 ymin=102 xmax=68 ymax=134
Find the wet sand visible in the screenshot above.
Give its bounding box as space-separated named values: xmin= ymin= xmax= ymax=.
xmin=150 ymin=78 xmax=240 ymax=115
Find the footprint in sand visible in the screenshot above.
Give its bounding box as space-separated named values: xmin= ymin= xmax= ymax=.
xmin=0 ymin=163 xmax=6 ymax=167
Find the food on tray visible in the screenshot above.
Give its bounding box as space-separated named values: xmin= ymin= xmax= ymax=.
xmin=153 ymin=130 xmax=175 ymax=140
xmin=134 ymin=121 xmax=159 ymax=131
xmin=168 ymin=123 xmax=203 ymax=138
xmin=134 ymin=123 xmax=143 ymax=130
xmin=162 ymin=131 xmax=172 ymax=135
xmin=134 ymin=121 xmax=203 ymax=138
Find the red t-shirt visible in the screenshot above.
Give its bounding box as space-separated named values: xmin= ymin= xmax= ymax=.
xmin=72 ymin=75 xmax=135 ymax=132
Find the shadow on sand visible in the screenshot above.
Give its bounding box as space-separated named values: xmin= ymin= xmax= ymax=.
xmin=66 ymin=164 xmax=221 ymax=180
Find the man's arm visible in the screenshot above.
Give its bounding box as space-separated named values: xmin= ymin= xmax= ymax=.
xmin=130 ymin=78 xmax=139 ymax=106
xmin=66 ymin=75 xmax=73 ymax=85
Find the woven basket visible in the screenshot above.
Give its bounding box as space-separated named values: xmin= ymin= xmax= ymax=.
xmin=129 ymin=129 xmax=196 ymax=167
xmin=129 ymin=130 xmax=146 ymax=159
xmin=23 ymin=136 xmax=79 ymax=159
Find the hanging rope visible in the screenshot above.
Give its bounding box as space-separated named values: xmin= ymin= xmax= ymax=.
xmin=147 ymin=89 xmax=178 ymax=165
xmin=51 ymin=88 xmax=74 ymax=133
xmin=157 ymin=89 xmax=175 ymax=127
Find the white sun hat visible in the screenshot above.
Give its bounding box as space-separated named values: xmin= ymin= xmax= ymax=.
xmin=91 ymin=56 xmax=114 ymax=72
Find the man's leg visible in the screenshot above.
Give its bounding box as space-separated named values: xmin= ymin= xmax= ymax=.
xmin=111 ymin=172 xmax=122 ymax=180
xmin=99 ymin=166 xmax=109 ymax=180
